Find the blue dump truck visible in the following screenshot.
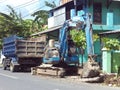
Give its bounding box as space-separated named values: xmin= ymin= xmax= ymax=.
xmin=2 ymin=35 xmax=46 ymax=72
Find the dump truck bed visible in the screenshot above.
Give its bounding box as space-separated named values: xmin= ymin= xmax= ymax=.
xmin=3 ymin=35 xmax=46 ymax=58
xmin=16 ymin=40 xmax=45 ymax=57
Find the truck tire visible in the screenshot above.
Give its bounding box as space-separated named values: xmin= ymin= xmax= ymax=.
xmin=3 ymin=60 xmax=7 ymax=70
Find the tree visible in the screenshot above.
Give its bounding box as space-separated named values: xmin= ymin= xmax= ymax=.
xmin=31 ymin=1 xmax=57 ymax=31
xmin=70 ymin=30 xmax=86 ymax=49
xmin=0 ymin=5 xmax=34 ymax=49
xmin=45 ymin=1 xmax=57 ymax=8
xmin=32 ymin=10 xmax=49 ymax=31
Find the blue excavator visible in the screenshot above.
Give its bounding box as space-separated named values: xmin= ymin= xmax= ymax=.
xmin=43 ymin=20 xmax=81 ymax=65
xmin=31 ymin=0 xmax=94 ymax=77
xmin=31 ymin=14 xmax=93 ymax=77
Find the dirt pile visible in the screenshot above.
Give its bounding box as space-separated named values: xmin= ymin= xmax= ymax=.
xmin=81 ymin=55 xmax=100 ymax=78
xmin=104 ymin=74 xmax=120 ymax=87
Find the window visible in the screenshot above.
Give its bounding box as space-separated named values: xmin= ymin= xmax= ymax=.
xmin=93 ymin=3 xmax=102 ymax=24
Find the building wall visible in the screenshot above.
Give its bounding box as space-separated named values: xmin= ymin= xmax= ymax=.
xmin=89 ymin=0 xmax=120 ymax=30
xmin=110 ymin=2 xmax=120 ymax=25
xmin=47 ymin=0 xmax=120 ymax=65
xmin=48 ymin=7 xmax=66 ymax=28
xmin=49 ymin=0 xmax=120 ymax=29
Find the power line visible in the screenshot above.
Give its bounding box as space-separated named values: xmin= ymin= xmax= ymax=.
xmin=0 ymin=0 xmax=58 ymax=12
xmin=0 ymin=0 xmax=58 ymax=19
xmin=22 ymin=0 xmax=58 ymax=18
xmin=0 ymin=0 xmax=39 ymax=12
xmin=22 ymin=5 xmax=47 ymax=18
xmin=13 ymin=0 xmax=38 ymax=9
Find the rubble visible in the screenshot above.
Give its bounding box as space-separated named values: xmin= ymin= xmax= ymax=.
xmin=104 ymin=74 xmax=120 ymax=87
xmin=81 ymin=55 xmax=100 ymax=78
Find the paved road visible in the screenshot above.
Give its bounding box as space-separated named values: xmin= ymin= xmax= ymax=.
xmin=0 ymin=67 xmax=120 ymax=90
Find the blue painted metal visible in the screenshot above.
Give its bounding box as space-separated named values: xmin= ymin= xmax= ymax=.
xmin=107 ymin=12 xmax=113 ymax=26
xmin=59 ymin=20 xmax=79 ymax=64
xmin=65 ymin=55 xmax=79 ymax=64
xmin=43 ymin=57 xmax=60 ymax=64
xmin=83 ymin=0 xmax=94 ymax=55
xmin=77 ymin=10 xmax=85 ymax=17
xmin=70 ymin=9 xmax=76 ymax=19
xmin=93 ymin=24 xmax=120 ymax=30
xmin=3 ymin=35 xmax=23 ymax=44
xmin=59 ymin=21 xmax=69 ymax=60
xmin=3 ymin=35 xmax=23 ymax=57
xmin=84 ymin=13 xmax=94 ymax=55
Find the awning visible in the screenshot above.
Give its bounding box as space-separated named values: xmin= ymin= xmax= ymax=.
xmin=98 ymin=30 xmax=120 ymax=36
xmin=31 ymin=25 xmax=62 ymax=36
xmin=112 ymin=0 xmax=120 ymax=1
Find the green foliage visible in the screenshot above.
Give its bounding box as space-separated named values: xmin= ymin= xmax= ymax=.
xmin=0 ymin=5 xmax=35 ymax=49
xmin=102 ymin=38 xmax=120 ymax=50
xmin=0 ymin=39 xmax=2 ymax=49
xmin=0 ymin=5 xmax=34 ymax=37
xmin=32 ymin=10 xmax=49 ymax=31
xmin=93 ymin=34 xmax=99 ymax=42
xmin=31 ymin=0 xmax=57 ymax=31
xmin=70 ymin=29 xmax=86 ymax=49
xmin=45 ymin=1 xmax=57 ymax=8
xmin=70 ymin=29 xmax=100 ymax=50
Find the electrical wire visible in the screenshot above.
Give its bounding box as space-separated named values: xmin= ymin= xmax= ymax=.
xmin=22 ymin=5 xmax=47 ymax=18
xmin=0 ymin=0 xmax=58 ymax=18
xmin=0 ymin=0 xmax=39 ymax=12
xmin=13 ymin=0 xmax=38 ymax=9
xmin=22 ymin=0 xmax=58 ymax=18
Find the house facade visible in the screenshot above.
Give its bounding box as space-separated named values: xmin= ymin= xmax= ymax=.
xmin=48 ymin=0 xmax=120 ymax=30
xmin=47 ymin=0 xmax=120 ymax=65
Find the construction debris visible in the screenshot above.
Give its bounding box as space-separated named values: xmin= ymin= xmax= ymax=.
xmin=81 ymin=55 xmax=100 ymax=78
xmin=104 ymin=74 xmax=120 ymax=87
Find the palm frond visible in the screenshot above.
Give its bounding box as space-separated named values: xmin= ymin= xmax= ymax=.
xmin=45 ymin=1 xmax=56 ymax=8
xmin=0 ymin=12 xmax=13 ymax=20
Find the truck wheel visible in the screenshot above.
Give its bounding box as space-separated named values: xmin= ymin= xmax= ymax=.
xmin=3 ymin=65 xmax=7 ymax=70
xmin=3 ymin=60 xmax=7 ymax=70
xmin=10 ymin=63 xmax=16 ymax=72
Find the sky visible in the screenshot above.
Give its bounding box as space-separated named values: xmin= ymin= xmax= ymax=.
xmin=0 ymin=0 xmax=59 ymax=19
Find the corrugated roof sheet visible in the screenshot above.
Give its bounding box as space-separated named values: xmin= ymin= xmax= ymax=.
xmin=98 ymin=30 xmax=120 ymax=36
xmin=31 ymin=25 xmax=62 ymax=36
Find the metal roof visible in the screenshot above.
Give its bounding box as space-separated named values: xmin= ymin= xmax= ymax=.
xmin=112 ymin=0 xmax=120 ymax=1
xmin=31 ymin=25 xmax=62 ymax=36
xmin=98 ymin=30 xmax=120 ymax=36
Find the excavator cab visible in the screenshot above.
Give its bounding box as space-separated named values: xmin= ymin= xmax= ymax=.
xmin=43 ymin=17 xmax=85 ymax=66
xmin=43 ymin=39 xmax=60 ymax=64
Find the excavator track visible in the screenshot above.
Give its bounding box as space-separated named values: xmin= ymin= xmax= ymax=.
xmin=31 ymin=64 xmax=78 ymax=78
xmin=31 ymin=64 xmax=65 ymax=78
